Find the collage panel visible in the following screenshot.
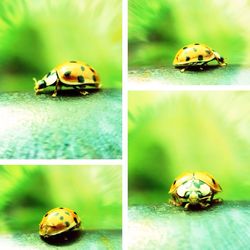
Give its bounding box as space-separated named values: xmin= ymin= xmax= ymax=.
xmin=0 ymin=0 xmax=122 ymax=159
xmin=0 ymin=164 xmax=122 ymax=249
xmin=2 ymin=0 xmax=250 ymax=249
xmin=128 ymin=91 xmax=250 ymax=249
xmin=128 ymin=0 xmax=250 ymax=88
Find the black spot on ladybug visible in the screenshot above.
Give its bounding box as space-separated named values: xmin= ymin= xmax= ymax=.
xmin=60 ymin=216 xmax=64 ymax=220
xmin=81 ymin=66 xmax=85 ymax=71
xmin=77 ymin=75 xmax=84 ymax=83
xmin=64 ymin=71 xmax=71 ymax=78
xmin=212 ymin=178 xmax=216 ymax=185
xmin=194 ymin=43 xmax=200 ymax=45
xmin=73 ymin=211 xmax=77 ymax=215
xmin=59 ymin=207 xmax=64 ymax=209
xmin=70 ymin=60 xmax=77 ymax=63
xmin=65 ymin=211 xmax=70 ymax=215
xmin=90 ymin=68 xmax=95 ymax=73
xmin=46 ymin=72 xmax=51 ymax=77
xmin=92 ymin=75 xmax=97 ymax=82
xmin=205 ymin=49 xmax=211 ymax=55
xmin=74 ymin=217 xmax=78 ymax=224
xmin=44 ymin=213 xmax=48 ymax=217
xmin=182 ymin=46 xmax=188 ymax=50
xmin=198 ymin=55 xmax=203 ymax=60
xmin=186 ymin=56 xmax=190 ymax=61
xmin=173 ymin=180 xmax=176 ymax=185
xmin=193 ymin=48 xmax=197 ymax=52
xmin=65 ymin=221 xmax=70 ymax=227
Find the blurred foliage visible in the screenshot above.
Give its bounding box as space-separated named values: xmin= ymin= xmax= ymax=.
xmin=129 ymin=0 xmax=250 ymax=67
xmin=0 ymin=0 xmax=122 ymax=92
xmin=0 ymin=165 xmax=121 ymax=234
xmin=129 ymin=92 xmax=250 ymax=204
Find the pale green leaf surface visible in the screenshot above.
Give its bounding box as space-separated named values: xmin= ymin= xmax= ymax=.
xmin=0 ymin=89 xmax=122 ymax=159
xmin=128 ymin=202 xmax=250 ymax=250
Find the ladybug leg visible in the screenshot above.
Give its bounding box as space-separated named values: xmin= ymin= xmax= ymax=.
xmin=35 ymin=88 xmax=44 ymax=95
xmin=79 ymin=85 xmax=89 ymax=96
xmin=212 ymin=198 xmax=222 ymax=204
xmin=199 ymin=202 xmax=210 ymax=208
xmin=208 ymin=193 xmax=222 ymax=205
xmin=180 ymin=64 xmax=193 ymax=72
xmin=72 ymin=86 xmax=88 ymax=96
xmin=169 ymin=199 xmax=180 ymax=206
xmin=79 ymin=90 xmax=89 ymax=96
xmin=52 ymin=81 xmax=61 ymax=97
xmin=184 ymin=203 xmax=190 ymax=209
xmin=200 ymin=62 xmax=208 ymax=71
xmin=169 ymin=196 xmax=183 ymax=207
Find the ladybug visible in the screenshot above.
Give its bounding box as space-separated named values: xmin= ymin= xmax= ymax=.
xmin=39 ymin=207 xmax=81 ymax=238
xmin=169 ymin=172 xmax=222 ymax=209
xmin=33 ymin=60 xmax=101 ymax=97
xmin=173 ymin=43 xmax=226 ymax=72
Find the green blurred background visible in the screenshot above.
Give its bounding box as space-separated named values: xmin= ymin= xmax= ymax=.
xmin=129 ymin=91 xmax=250 ymax=205
xmin=0 ymin=0 xmax=121 ymax=92
xmin=0 ymin=165 xmax=121 ymax=234
xmin=129 ymin=0 xmax=250 ymax=67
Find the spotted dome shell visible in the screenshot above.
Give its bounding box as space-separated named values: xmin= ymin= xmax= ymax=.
xmin=169 ymin=172 xmax=222 ymax=194
xmin=39 ymin=207 xmax=81 ymax=237
xmin=173 ymin=44 xmax=216 ymax=66
xmin=56 ymin=61 xmax=100 ymax=86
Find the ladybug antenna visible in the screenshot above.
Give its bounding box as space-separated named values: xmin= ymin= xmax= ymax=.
xmin=33 ymin=77 xmax=38 ymax=84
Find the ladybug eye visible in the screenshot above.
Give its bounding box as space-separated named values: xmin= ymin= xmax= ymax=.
xmin=197 ymin=191 xmax=203 ymax=198
xmin=184 ymin=191 xmax=190 ymax=198
xmin=219 ymin=57 xmax=224 ymax=63
xmin=38 ymin=80 xmax=46 ymax=89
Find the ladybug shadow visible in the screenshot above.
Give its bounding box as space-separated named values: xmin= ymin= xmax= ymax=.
xmin=42 ymin=88 xmax=101 ymax=97
xmin=41 ymin=230 xmax=84 ymax=246
xmin=180 ymin=65 xmax=221 ymax=72
xmin=183 ymin=201 xmax=223 ymax=213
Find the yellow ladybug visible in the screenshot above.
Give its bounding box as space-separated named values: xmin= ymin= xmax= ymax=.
xmin=173 ymin=43 xmax=226 ymax=72
xmin=169 ymin=172 xmax=222 ymax=209
xmin=39 ymin=207 xmax=81 ymax=238
xmin=33 ymin=60 xmax=101 ymax=97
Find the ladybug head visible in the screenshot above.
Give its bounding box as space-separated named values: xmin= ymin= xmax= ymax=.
xmin=218 ymin=56 xmax=226 ymax=66
xmin=213 ymin=51 xmax=226 ymax=66
xmin=218 ymin=57 xmax=224 ymax=63
xmin=33 ymin=78 xmax=47 ymax=93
